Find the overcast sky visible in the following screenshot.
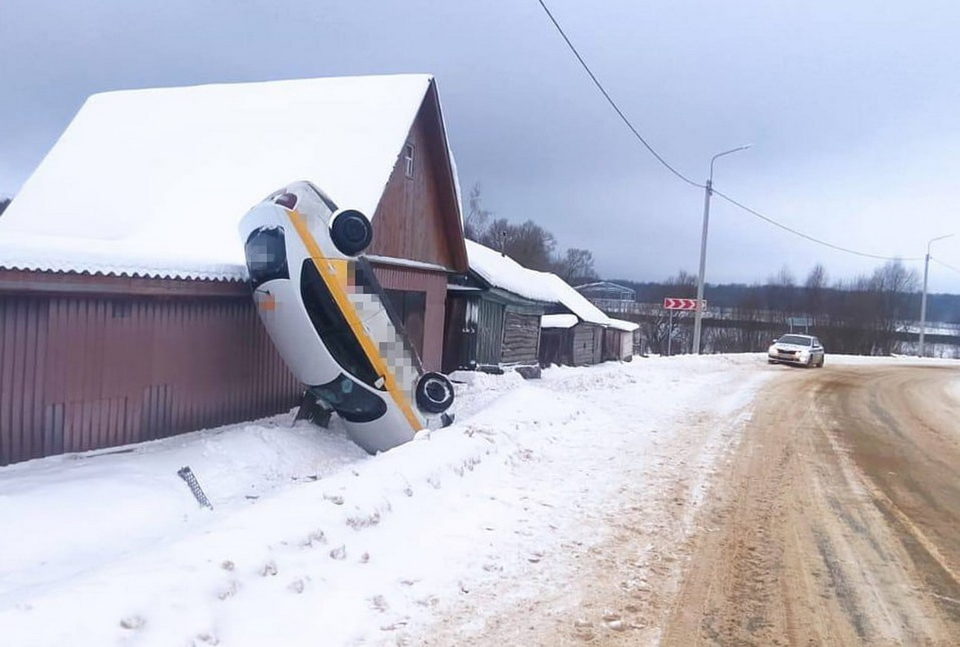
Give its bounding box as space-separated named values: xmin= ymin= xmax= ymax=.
xmin=2 ymin=0 xmax=959 ymax=292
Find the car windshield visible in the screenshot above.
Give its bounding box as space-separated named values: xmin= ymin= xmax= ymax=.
xmin=778 ymin=335 xmax=812 ymax=346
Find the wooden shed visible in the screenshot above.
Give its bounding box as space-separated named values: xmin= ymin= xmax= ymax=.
xmin=0 ymin=74 xmax=467 ymax=465
xmin=539 ymin=314 xmax=603 ymax=366
xmin=443 ymin=241 xmax=552 ymax=375
xmin=536 ymin=273 xmax=613 ymax=367
xmin=603 ymin=319 xmax=640 ymax=361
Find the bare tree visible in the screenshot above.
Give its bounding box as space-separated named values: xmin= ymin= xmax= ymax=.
xmin=463 ymin=183 xmax=491 ymax=242
xmin=553 ymin=248 xmax=598 ymax=285
xmin=479 ymin=218 xmax=557 ymax=271
xmin=804 ymin=263 xmax=828 ymax=322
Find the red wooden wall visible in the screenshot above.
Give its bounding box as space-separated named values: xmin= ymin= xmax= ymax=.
xmin=369 ymin=84 xmax=467 ymax=273
xmin=373 ymin=264 xmax=447 ymax=372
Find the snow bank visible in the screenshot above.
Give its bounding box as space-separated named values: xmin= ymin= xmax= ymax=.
xmin=0 ymin=355 xmax=774 ymax=646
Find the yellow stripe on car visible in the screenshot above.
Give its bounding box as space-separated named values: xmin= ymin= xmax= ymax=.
xmin=286 ymin=208 xmax=423 ymax=432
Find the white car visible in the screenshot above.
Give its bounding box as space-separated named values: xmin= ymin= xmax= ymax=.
xmin=767 ymin=334 xmax=825 ymax=368
xmin=239 ymin=181 xmax=454 ymax=453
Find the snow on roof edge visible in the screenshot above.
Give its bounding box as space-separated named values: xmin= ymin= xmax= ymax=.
xmin=541 ymin=314 xmax=578 ymax=329
xmin=465 ymin=241 xmax=558 ymax=304
xmin=608 ymin=318 xmax=640 ymax=332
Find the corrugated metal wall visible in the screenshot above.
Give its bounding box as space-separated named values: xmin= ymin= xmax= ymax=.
xmin=0 ymin=294 xmax=300 ymax=465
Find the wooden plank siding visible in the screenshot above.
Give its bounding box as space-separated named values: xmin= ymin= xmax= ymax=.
xmin=0 ymin=293 xmax=300 ymax=466
xmin=500 ymin=312 xmax=541 ymax=366
xmin=572 ymin=324 xmax=601 ymax=366
xmin=368 ymin=84 xmax=467 ymax=273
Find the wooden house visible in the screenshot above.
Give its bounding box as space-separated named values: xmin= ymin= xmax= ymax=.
xmin=443 ymin=241 xmax=552 ymax=376
xmin=0 ymin=74 xmax=467 ymax=465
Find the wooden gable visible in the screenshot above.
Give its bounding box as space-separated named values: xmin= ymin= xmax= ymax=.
xmin=368 ymin=82 xmax=468 ymax=273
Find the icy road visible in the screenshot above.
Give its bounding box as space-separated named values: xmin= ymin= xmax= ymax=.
xmin=1 ymin=354 xmax=958 ymax=646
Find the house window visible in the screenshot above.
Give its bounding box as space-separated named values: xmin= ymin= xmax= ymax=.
xmin=385 ymin=289 xmax=426 ymax=357
xmin=403 ymin=143 xmax=415 ymax=178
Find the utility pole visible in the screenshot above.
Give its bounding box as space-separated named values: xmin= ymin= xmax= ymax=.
xmin=919 ymin=233 xmax=953 ymax=357
xmin=692 ymin=145 xmax=751 ymax=354
xmin=692 ymin=180 xmax=711 ymax=355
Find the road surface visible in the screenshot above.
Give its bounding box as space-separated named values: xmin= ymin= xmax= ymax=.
xmin=659 ymin=363 xmax=960 ymax=646
xmin=426 ymin=361 xmax=960 ymax=646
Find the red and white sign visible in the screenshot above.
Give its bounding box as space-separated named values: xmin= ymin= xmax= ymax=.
xmin=663 ymin=297 xmax=706 ymax=311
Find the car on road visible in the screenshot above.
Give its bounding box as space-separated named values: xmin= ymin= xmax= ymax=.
xmin=239 ymin=181 xmax=455 ymax=454
xmin=767 ymin=334 xmax=825 ymax=367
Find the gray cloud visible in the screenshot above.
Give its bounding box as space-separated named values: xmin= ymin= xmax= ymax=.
xmin=2 ymin=0 xmax=959 ymax=291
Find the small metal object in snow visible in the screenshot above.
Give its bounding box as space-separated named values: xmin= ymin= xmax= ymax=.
xmin=177 ymin=466 xmax=213 ymax=509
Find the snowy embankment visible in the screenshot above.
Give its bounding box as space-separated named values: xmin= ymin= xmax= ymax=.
xmin=0 ymin=355 xmax=773 ymax=646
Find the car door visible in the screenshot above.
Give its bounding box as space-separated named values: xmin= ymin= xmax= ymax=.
xmin=812 ymin=337 xmax=824 ymax=358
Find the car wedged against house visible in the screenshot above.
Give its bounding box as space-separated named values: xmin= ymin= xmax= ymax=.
xmin=767 ymin=334 xmax=825 ymax=367
xmin=240 ymin=182 xmax=454 ymax=454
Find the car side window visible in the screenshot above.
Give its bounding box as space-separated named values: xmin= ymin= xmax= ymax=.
xmin=813 ymin=337 xmax=821 ymax=347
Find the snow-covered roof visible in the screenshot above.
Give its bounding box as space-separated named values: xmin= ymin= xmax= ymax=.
xmin=535 ymin=272 xmax=612 ymax=326
xmin=0 ymin=74 xmax=439 ymax=280
xmin=541 ymin=314 xmax=579 ymax=329
xmin=465 ymin=240 xmax=556 ymax=303
xmin=608 ymin=318 xmax=640 ymax=332
xmin=463 ymin=240 xmax=612 ymax=326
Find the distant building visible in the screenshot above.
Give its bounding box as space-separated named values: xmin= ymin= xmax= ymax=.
xmin=0 ymin=74 xmax=467 ymax=465
xmin=575 ymin=281 xmax=636 ymax=301
xmin=575 ymin=281 xmax=638 ymax=316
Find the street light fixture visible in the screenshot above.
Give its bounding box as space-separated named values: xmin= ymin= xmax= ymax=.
xmin=692 ymin=145 xmax=751 ymax=355
xmin=918 ymin=233 xmax=954 ymax=357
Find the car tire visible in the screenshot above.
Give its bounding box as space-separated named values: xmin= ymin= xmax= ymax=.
xmin=329 ymin=209 xmax=373 ymax=256
xmin=415 ymin=372 xmax=455 ymax=414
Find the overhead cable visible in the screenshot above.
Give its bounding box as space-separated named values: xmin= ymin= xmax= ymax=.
xmin=535 ymin=0 xmax=925 ymax=264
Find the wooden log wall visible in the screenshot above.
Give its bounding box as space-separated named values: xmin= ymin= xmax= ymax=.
xmin=500 ymin=311 xmax=541 ymax=366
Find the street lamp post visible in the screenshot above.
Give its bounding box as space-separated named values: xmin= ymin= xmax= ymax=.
xmin=919 ymin=233 xmax=954 ymax=357
xmin=692 ymin=145 xmax=751 ymax=355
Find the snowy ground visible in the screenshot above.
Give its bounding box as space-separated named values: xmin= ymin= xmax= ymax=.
xmin=0 ymin=355 xmax=779 ymax=646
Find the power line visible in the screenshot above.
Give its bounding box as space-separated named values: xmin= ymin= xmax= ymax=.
xmin=534 ymin=0 xmax=703 ymax=189
xmin=711 ymin=188 xmax=922 ymax=262
xmin=534 ymin=0 xmax=924 ymax=264
xmin=931 ymin=256 xmax=960 ymax=275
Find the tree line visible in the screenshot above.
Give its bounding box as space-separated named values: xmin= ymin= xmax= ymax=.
xmin=616 ymin=262 xmax=960 ymax=357
xmin=463 ymin=185 xmax=599 ymax=285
